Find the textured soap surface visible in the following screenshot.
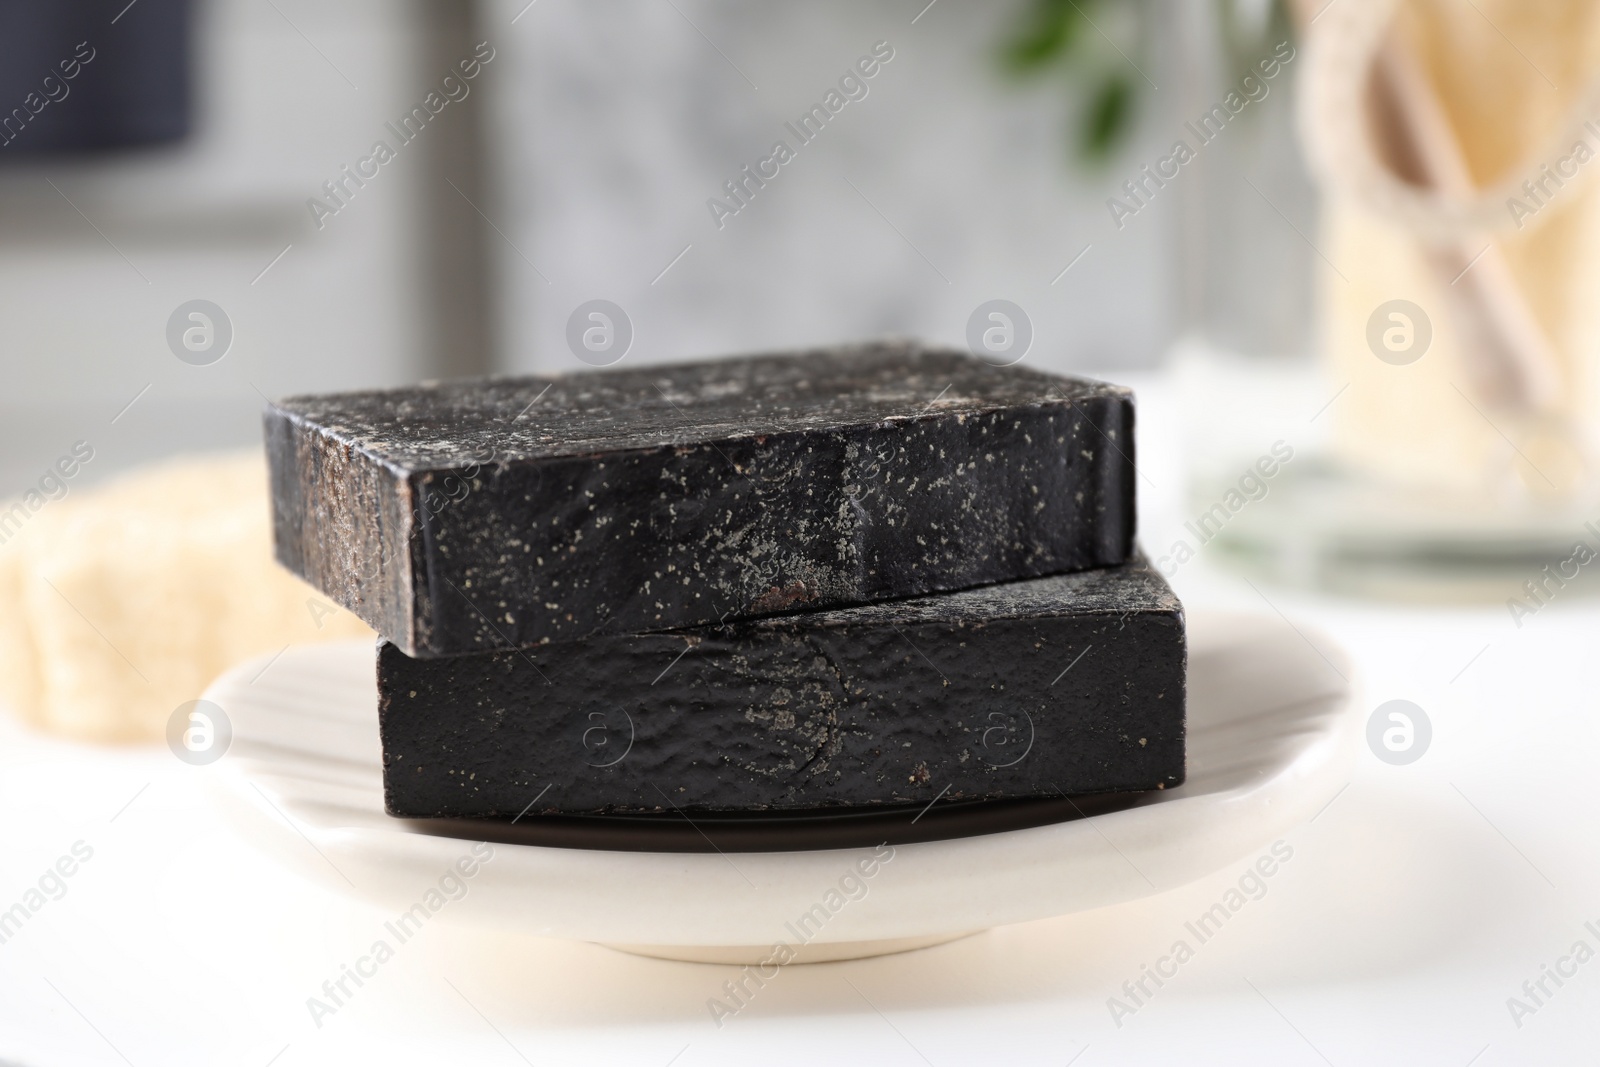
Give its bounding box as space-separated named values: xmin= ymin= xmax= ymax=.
xmin=376 ymin=553 xmax=1185 ymax=819
xmin=267 ymin=343 xmax=1136 ymax=657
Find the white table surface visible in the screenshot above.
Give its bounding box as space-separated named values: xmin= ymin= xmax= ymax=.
xmin=3 ymin=368 xmax=1597 ymax=1066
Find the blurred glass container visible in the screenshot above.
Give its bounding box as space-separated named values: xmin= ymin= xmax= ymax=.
xmin=1205 ymin=0 xmax=1600 ymax=601
xmin=1173 ymin=0 xmax=1316 ymax=362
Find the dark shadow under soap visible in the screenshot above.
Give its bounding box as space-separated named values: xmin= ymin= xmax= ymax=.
xmin=402 ymin=791 xmax=1156 ymax=854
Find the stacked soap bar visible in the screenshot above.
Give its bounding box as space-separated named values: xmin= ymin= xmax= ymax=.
xmin=265 ymin=342 xmax=1185 ymax=823
xmin=266 ymin=344 xmax=1136 ymax=655
xmin=378 ymin=558 xmax=1183 ymax=818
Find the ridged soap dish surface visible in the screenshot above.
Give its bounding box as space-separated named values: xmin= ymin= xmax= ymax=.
xmin=202 ymin=611 xmax=1356 ymax=964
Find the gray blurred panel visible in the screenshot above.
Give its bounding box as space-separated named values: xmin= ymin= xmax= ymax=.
xmin=484 ymin=0 xmax=1186 ymax=376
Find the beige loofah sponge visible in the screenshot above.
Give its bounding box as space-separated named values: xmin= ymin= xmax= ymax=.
xmin=0 ymin=452 xmax=373 ymax=743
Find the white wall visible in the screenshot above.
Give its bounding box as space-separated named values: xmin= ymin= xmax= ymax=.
xmin=0 ymin=0 xmax=432 ymax=494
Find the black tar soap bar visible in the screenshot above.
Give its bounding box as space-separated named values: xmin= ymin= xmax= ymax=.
xmin=376 ymin=553 xmax=1184 ymax=819
xmin=267 ymin=343 xmax=1136 ymax=657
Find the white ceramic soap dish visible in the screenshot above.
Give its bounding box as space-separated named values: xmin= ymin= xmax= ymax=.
xmin=202 ymin=611 xmax=1356 ymax=964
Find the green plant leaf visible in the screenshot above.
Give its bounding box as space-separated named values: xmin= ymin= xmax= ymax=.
xmin=999 ymin=0 xmax=1084 ymax=75
xmin=1079 ymin=74 xmax=1133 ymax=160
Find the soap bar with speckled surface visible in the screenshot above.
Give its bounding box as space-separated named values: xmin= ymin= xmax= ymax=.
xmin=267 ymin=342 xmax=1136 ymax=657
xmin=376 ymin=553 xmax=1184 ymax=820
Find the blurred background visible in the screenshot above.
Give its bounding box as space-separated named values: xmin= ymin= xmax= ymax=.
xmin=0 ymin=0 xmax=1317 ymax=495
xmin=8 ymin=0 xmax=1600 ymax=722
